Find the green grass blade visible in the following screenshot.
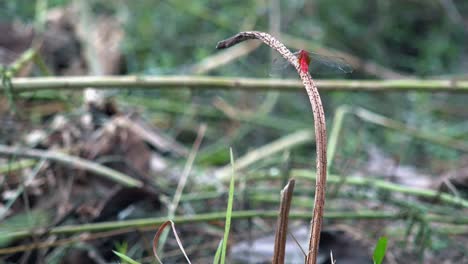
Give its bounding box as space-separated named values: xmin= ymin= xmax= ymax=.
xmin=372 ymin=236 xmax=388 ymax=264
xmin=220 ymin=148 xmax=236 ymax=264
xmin=213 ymin=239 xmax=223 ymax=264
xmin=113 ymin=250 xmax=141 ymax=264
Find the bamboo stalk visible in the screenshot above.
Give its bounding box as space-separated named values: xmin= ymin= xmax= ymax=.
xmin=2 ymin=76 xmax=468 ymax=92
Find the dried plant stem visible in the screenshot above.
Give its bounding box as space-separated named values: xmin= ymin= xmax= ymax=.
xmin=272 ymin=179 xmax=296 ymax=264
xmin=216 ymin=31 xmax=327 ymax=264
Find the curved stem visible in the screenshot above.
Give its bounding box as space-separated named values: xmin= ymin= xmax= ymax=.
xmin=217 ymin=31 xmax=327 ymax=264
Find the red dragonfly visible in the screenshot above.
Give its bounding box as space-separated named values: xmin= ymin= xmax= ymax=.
xmin=298 ymin=50 xmax=312 ymax=73
xmin=271 ymin=49 xmax=352 ymax=77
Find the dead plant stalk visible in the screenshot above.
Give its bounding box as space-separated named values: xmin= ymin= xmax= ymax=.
xmin=216 ymin=31 xmax=328 ymax=264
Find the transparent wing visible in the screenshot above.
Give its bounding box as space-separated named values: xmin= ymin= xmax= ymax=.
xmin=269 ymin=54 xmax=298 ymax=77
xmin=304 ymin=51 xmax=353 ymax=74
xmin=269 ymin=51 xmax=353 ymax=77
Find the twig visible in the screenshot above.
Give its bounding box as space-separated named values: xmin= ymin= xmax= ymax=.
xmin=3 ymin=76 xmax=468 ymax=92
xmin=216 ymin=31 xmax=327 ymax=264
xmin=0 ymin=144 xmax=142 ymax=187
xmin=272 ymin=179 xmax=295 ymax=264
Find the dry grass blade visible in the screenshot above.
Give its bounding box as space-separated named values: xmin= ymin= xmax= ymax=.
xmin=0 ymin=144 xmax=142 ymax=187
xmin=272 ymin=179 xmax=296 ymax=264
xmin=158 ymin=124 xmax=207 ymax=255
xmin=289 ymin=231 xmax=307 ymax=257
xmin=215 ymin=130 xmax=313 ymax=180
xmin=152 ymin=220 xmax=192 ymax=264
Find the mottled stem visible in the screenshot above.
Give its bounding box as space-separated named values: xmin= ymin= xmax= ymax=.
xmin=217 ymin=31 xmax=327 ymax=264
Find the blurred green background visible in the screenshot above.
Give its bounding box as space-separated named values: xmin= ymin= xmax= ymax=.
xmin=1 ymin=0 xmax=467 ymax=263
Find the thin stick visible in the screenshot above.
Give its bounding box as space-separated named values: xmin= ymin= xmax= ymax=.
xmin=0 ymin=144 xmax=142 ymax=187
xmin=272 ymin=179 xmax=296 ymax=264
xmin=216 ymin=31 xmax=327 ymax=264
xmin=157 ymin=124 xmax=206 ymax=254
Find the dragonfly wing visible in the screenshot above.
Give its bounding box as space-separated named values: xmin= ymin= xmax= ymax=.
xmin=269 ymin=56 xmax=298 ymax=77
xmin=307 ymin=51 xmax=353 ymax=74
xmin=268 ymin=50 xmax=352 ymax=77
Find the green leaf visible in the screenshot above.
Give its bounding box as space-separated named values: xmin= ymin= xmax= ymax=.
xmin=213 ymin=239 xmax=223 ymax=264
xmin=113 ymin=250 xmax=141 ymax=264
xmin=372 ymin=236 xmax=388 ymax=264
xmin=220 ymin=148 xmax=236 ymax=264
